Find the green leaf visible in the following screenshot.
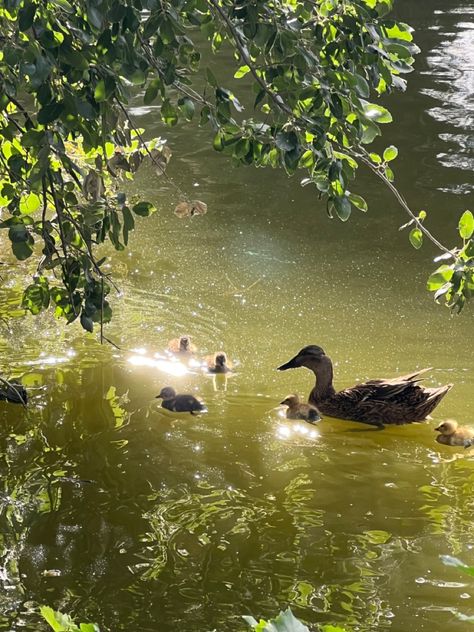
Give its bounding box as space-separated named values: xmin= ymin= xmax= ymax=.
xmin=161 ymin=99 xmax=178 ymax=126
xmin=234 ymin=65 xmax=250 ymax=78
xmin=383 ymin=145 xmax=398 ymax=162
xmin=275 ymin=131 xmax=297 ymax=151
xmin=363 ymin=103 xmax=393 ymax=124
xmin=19 ymin=193 xmax=41 ymax=215
xmin=348 ymin=193 xmax=368 ymax=212
xmin=80 ymin=312 xmax=94 ymax=333
xmin=369 ymin=153 xmax=382 ymax=164
xmin=458 ymin=210 xmax=474 ymax=240
xmin=333 ymin=196 xmax=351 ymax=222
xmin=427 ymin=265 xmax=454 ymax=291
xmin=409 ymin=228 xmax=423 ymax=249
xmin=37 ymin=101 xmax=64 ymax=124
xmin=40 ymin=607 xmax=64 ymax=632
xmin=178 ymin=97 xmax=195 ymax=121
xmin=144 ymin=79 xmax=161 ymax=105
xmin=94 ymin=80 xmax=105 ymax=102
xmin=18 ymin=2 xmax=37 ymax=31
xmin=132 ymin=201 xmax=156 ymax=217
xmin=205 ymin=67 xmax=217 ymax=87
xmin=244 ymin=608 xmax=311 ymax=632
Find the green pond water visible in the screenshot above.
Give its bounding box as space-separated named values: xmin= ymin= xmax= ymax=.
xmin=1 ymin=1 xmax=474 ymax=630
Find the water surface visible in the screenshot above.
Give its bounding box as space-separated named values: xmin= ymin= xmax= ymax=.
xmin=1 ymin=2 xmax=474 ymax=631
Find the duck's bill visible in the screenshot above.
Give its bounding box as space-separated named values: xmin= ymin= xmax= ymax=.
xmin=434 ymin=426 xmax=441 ymax=431
xmin=277 ymin=355 xmax=301 ymax=371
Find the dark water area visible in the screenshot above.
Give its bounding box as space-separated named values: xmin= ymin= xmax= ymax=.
xmin=0 ymin=2 xmax=474 ymax=631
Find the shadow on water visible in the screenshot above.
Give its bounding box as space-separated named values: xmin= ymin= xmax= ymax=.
xmin=1 ymin=1 xmax=474 ymax=631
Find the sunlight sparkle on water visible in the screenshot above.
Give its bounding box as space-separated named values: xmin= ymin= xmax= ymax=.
xmin=276 ymin=423 xmax=319 ymax=441
xmin=127 ymin=355 xmax=189 ymax=376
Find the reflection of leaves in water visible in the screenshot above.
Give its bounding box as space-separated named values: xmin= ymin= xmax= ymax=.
xmin=0 ymin=367 xmax=130 ymax=623
xmin=140 ymin=483 xmax=274 ymax=580
xmin=419 ymin=460 xmax=474 ymax=552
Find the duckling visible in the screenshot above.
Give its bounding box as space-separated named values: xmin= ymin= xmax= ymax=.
xmin=168 ymin=335 xmax=197 ymax=355
xmin=156 ymin=386 xmax=206 ymax=415
xmin=435 ymin=419 xmax=474 ymax=448
xmin=280 ymin=394 xmax=321 ymax=424
xmin=206 ymin=352 xmax=232 ymax=374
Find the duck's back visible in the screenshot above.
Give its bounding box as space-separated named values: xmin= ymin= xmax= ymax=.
xmin=312 ymin=373 xmax=452 ymax=426
xmin=163 ymin=394 xmax=204 ymax=413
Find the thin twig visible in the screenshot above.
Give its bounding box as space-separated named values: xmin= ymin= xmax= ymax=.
xmin=357 ymin=151 xmax=451 ymax=254
xmin=208 ymin=0 xmax=293 ymax=118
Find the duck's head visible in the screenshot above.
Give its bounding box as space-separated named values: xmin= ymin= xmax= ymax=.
xmin=179 ymin=336 xmax=191 ymax=352
xmin=214 ymin=352 xmax=227 ymax=366
xmin=278 ymin=345 xmax=326 ymax=371
xmin=435 ymin=419 xmax=458 ymax=435
xmin=280 ymin=394 xmax=300 ymax=406
xmin=157 ymin=386 xmax=176 ymax=400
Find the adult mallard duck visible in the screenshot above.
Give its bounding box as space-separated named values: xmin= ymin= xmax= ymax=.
xmin=280 ymin=394 xmax=321 ymax=424
xmin=277 ymin=345 xmax=452 ymax=427
xmin=435 ymin=420 xmax=474 ymax=448
xmin=156 ymin=386 xmax=206 ymax=415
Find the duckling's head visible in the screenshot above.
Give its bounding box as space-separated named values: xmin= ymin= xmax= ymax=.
xmin=435 ymin=419 xmax=458 ymax=435
xmin=278 ymin=345 xmax=326 ymax=371
xmin=157 ymin=386 xmax=176 ymax=400
xmin=214 ymin=352 xmax=227 ymax=366
xmin=179 ymin=336 xmax=191 ymax=352
xmin=280 ymin=394 xmax=301 ymax=407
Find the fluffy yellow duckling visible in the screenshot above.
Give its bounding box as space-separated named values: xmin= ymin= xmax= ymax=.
xmin=156 ymin=387 xmax=206 ymax=415
xmin=280 ymin=394 xmax=321 ymax=424
xmin=435 ymin=419 xmax=474 ymax=448
xmin=168 ymin=335 xmax=197 ymax=355
xmin=206 ymin=352 xmax=232 ymax=374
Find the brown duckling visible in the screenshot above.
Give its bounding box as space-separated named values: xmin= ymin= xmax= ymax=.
xmin=168 ymin=335 xmax=197 ymax=355
xmin=278 ymin=345 xmax=452 ymax=428
xmin=156 ymin=386 xmax=206 ymax=415
xmin=280 ymin=394 xmax=321 ymax=424
xmin=435 ymin=420 xmax=474 ymax=448
xmin=206 ymin=352 xmax=232 ymax=374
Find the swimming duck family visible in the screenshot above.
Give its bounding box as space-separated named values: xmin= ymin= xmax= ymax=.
xmin=156 ymin=386 xmax=206 ymax=415
xmin=280 ymin=394 xmax=321 ymax=424
xmin=278 ymin=345 xmax=452 ymax=427
xmin=435 ymin=420 xmax=474 ymax=448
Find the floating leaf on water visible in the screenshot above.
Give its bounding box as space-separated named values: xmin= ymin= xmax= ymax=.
xmin=150 ymin=145 xmax=172 ymax=175
xmin=363 ymin=529 xmax=392 ymax=544
xmin=174 ymin=200 xmax=208 ymax=218
xmin=42 ymin=569 xmax=62 ymax=577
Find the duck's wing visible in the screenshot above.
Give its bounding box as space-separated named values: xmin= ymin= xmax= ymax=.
xmin=334 ymin=375 xmax=452 ymax=424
